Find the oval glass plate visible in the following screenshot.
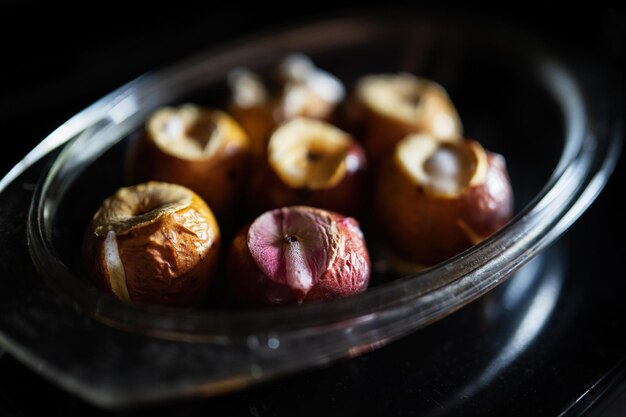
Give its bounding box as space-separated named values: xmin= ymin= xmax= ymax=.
xmin=0 ymin=14 xmax=620 ymax=408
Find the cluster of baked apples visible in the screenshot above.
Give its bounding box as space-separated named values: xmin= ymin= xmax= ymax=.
xmin=82 ymin=55 xmax=513 ymax=308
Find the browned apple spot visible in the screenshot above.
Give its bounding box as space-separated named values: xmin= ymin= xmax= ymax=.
xmin=403 ymin=88 xmax=422 ymax=108
xmin=306 ymin=150 xmax=323 ymax=162
xmin=185 ymin=117 xmax=218 ymax=152
xmin=305 ymin=148 xmax=347 ymax=186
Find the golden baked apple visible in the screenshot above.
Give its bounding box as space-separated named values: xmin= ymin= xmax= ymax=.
xmin=246 ymin=117 xmax=367 ymax=217
xmin=83 ymin=182 xmax=221 ymax=307
xmin=374 ymin=133 xmax=513 ymax=266
xmin=126 ymin=104 xmax=250 ymax=218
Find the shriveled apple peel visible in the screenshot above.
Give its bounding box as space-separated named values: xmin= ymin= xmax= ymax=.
xmin=228 ymin=205 xmax=370 ymax=306
xmin=84 ymin=181 xmax=221 ymax=307
xmin=247 ymin=206 xmax=340 ymax=293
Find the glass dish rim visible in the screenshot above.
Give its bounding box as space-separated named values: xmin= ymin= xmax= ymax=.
xmin=24 ymin=14 xmax=622 ymax=342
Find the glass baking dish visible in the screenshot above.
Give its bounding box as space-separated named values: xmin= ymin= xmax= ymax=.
xmin=0 ymin=14 xmax=620 ymax=408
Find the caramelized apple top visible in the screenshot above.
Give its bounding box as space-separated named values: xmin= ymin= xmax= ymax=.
xmin=268 ymin=118 xmax=351 ymax=190
xmin=395 ymin=134 xmax=488 ymax=198
xmin=92 ymin=181 xmax=194 ymax=236
xmin=356 ymin=73 xmax=463 ymax=141
xmin=147 ymin=105 xmax=248 ymax=161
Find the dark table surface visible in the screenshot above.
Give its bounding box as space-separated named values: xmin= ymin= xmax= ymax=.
xmin=1 ymin=4 xmax=625 ymax=416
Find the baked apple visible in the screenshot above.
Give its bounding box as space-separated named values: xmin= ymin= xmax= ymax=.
xmin=227 ymin=205 xmax=370 ymax=306
xmin=228 ymin=54 xmax=345 ymax=155
xmin=246 ymin=117 xmax=367 ymax=217
xmin=352 ymin=73 xmax=463 ymax=163
xmin=126 ymin=104 xmax=250 ymax=218
xmin=374 ymin=133 xmax=513 ymax=266
xmin=82 ymin=181 xmax=221 ymax=307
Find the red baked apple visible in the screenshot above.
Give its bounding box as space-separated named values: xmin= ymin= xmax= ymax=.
xmin=227 ymin=205 xmax=370 ymax=306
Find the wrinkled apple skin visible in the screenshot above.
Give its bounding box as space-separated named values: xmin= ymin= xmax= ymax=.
xmin=246 ymin=142 xmax=367 ymax=218
xmin=227 ymin=210 xmax=370 ymax=307
xmin=83 ymin=191 xmax=221 ymax=307
xmin=374 ymin=152 xmax=513 ymax=266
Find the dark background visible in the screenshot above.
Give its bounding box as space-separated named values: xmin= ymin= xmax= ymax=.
xmin=0 ymin=4 xmax=624 ymax=175
xmin=1 ymin=4 xmax=625 ymax=417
